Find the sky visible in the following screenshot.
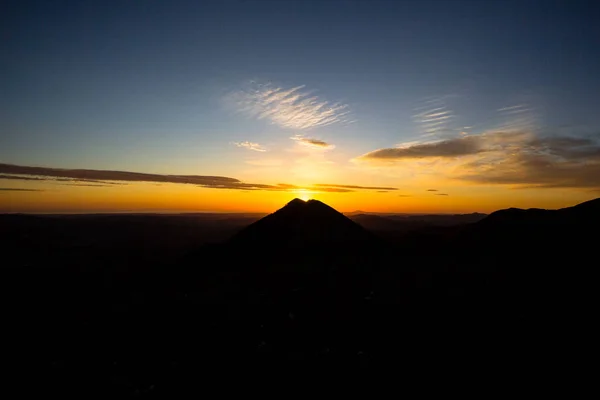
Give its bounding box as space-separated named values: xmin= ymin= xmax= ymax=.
xmin=2 ymin=0 xmax=600 ymax=213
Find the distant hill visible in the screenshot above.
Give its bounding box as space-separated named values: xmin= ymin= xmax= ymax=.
xmin=386 ymin=212 xmax=487 ymax=226
xmin=480 ymin=197 xmax=600 ymax=226
xmin=453 ymin=198 xmax=600 ymax=257
xmin=350 ymin=212 xmax=487 ymax=232
xmin=349 ymin=214 xmax=409 ymax=231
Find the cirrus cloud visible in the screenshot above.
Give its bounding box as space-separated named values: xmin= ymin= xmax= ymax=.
xmin=232 ymin=141 xmax=267 ymax=152
xmin=314 ymin=183 xmax=398 ymax=191
xmin=0 ymin=187 xmax=44 ymax=192
xmin=229 ymin=81 xmax=351 ymax=130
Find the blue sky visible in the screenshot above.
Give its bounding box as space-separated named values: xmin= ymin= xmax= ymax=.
xmin=2 ymin=0 xmax=600 ymax=207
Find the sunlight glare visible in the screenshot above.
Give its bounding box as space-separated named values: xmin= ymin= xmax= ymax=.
xmin=294 ymin=189 xmax=312 ymax=201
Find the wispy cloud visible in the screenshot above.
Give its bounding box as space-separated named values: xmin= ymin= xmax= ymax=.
xmin=427 ymin=189 xmax=438 ymax=192
xmin=0 ymin=163 xmax=397 ymax=194
xmin=496 ymin=103 xmax=536 ymax=132
xmin=356 ymin=130 xmax=600 ymax=189
xmin=0 ymin=173 xmax=126 ymax=185
xmin=62 ymin=184 xmax=111 ymax=187
xmin=313 ymin=187 xmax=354 ymax=193
xmin=0 ymin=163 xmax=272 ymax=190
xmin=413 ymin=96 xmax=456 ymax=137
xmin=458 ymin=134 xmax=600 ymax=188
xmin=0 ymin=174 xmax=45 ymax=181
xmin=497 ymin=104 xmax=529 ymax=112
xmin=290 ymin=135 xmax=335 ymax=149
xmin=0 ymin=188 xmax=44 ymax=192
xmin=229 ymin=81 xmax=351 ymax=130
xmin=435 ymin=193 xmax=449 ymax=196
xmin=358 ymin=136 xmax=484 ymax=160
xmin=232 ymin=141 xmax=267 ymax=152
xmin=314 ymin=183 xmax=398 ymax=191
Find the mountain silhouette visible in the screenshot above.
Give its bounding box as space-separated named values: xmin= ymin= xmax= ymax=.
xmin=478 ymin=197 xmax=600 ymax=226
xmin=453 ymin=197 xmax=600 ymax=259
xmin=5 ymin=197 xmax=599 ymax=392
xmin=230 ymin=198 xmax=375 ymax=248
xmin=350 ymin=212 xmax=487 ymax=232
xmin=350 ymin=213 xmax=408 ymax=231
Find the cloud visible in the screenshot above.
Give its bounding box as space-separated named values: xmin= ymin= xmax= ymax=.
xmin=0 ymin=174 xmax=125 ymax=185
xmin=229 ymin=81 xmax=351 ymax=130
xmin=497 ymin=104 xmax=531 ymax=113
xmin=275 ymin=183 xmax=299 ymax=189
xmin=314 ymin=183 xmax=398 ymax=191
xmin=357 ymin=129 xmax=600 ymax=189
xmin=435 ymin=193 xmax=449 ymax=196
xmin=0 ymin=163 xmax=276 ymax=191
xmin=276 ymin=183 xmax=354 ymax=193
xmin=496 ymin=104 xmax=537 ymax=132
xmin=314 ymin=187 xmax=354 ymax=193
xmin=290 ymin=135 xmax=335 ymax=149
xmin=376 ymin=191 xmax=389 ymax=193
xmin=413 ymin=96 xmax=456 ymax=137
xmin=62 ymin=184 xmax=110 ymax=187
xmin=0 ymin=174 xmax=46 ymax=181
xmin=358 ymin=136 xmax=484 ymax=160
xmin=398 ymin=194 xmax=412 ymax=197
xmin=497 ymin=105 xmax=527 ymax=112
xmin=426 ymin=189 xmax=438 ymax=192
xmin=356 ymin=94 xmax=600 ymax=189
xmin=0 ymin=163 xmax=387 ymax=193
xmin=0 ymin=188 xmax=43 ymax=191
xmin=455 ymin=134 xmax=600 ymax=188
xmin=243 ymin=183 xmax=350 ymax=192
xmin=265 ymin=183 xmax=356 ymax=192
xmin=232 ymin=141 xmax=267 ymax=152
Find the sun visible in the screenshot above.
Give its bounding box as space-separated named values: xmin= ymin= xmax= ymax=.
xmin=294 ymin=189 xmax=313 ymax=201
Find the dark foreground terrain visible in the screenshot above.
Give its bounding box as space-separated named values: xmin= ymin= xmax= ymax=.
xmin=2 ymin=198 xmax=597 ymax=393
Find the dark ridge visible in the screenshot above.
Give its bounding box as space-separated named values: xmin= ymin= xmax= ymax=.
xmin=4 ymin=197 xmax=599 ymax=393
xmin=479 ymin=197 xmax=600 ymax=225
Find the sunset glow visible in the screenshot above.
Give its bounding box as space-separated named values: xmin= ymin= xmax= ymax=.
xmin=2 ymin=1 xmax=599 ymax=214
xmin=2 ymin=1 xmax=597 ymax=388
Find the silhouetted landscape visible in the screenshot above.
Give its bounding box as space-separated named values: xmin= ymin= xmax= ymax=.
xmin=5 ymin=0 xmax=600 ymax=394
xmin=3 ymin=197 xmax=597 ymax=394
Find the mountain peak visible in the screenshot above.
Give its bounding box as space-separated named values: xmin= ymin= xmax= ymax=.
xmin=286 ymin=198 xmax=307 ymax=207
xmin=285 ymin=198 xmax=328 ymax=207
xmin=230 ymin=198 xmax=374 ymax=248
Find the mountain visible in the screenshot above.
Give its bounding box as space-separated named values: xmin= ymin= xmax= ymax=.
xmin=350 ymin=212 xmax=487 ymax=232
xmin=344 ymin=210 xmax=371 ymax=217
xmin=386 ymin=212 xmax=487 ymax=226
xmin=349 ymin=213 xmax=409 ymax=231
xmin=452 ymin=198 xmax=600 ymax=261
xmin=480 ymin=197 xmax=600 ymax=226
xmin=6 ymin=197 xmax=599 ymax=391
xmin=230 ymin=198 xmax=375 ymax=248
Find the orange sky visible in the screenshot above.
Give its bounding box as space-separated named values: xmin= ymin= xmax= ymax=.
xmin=1 ymin=176 xmax=594 ymax=214
xmin=2 ymin=129 xmax=598 ymax=214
